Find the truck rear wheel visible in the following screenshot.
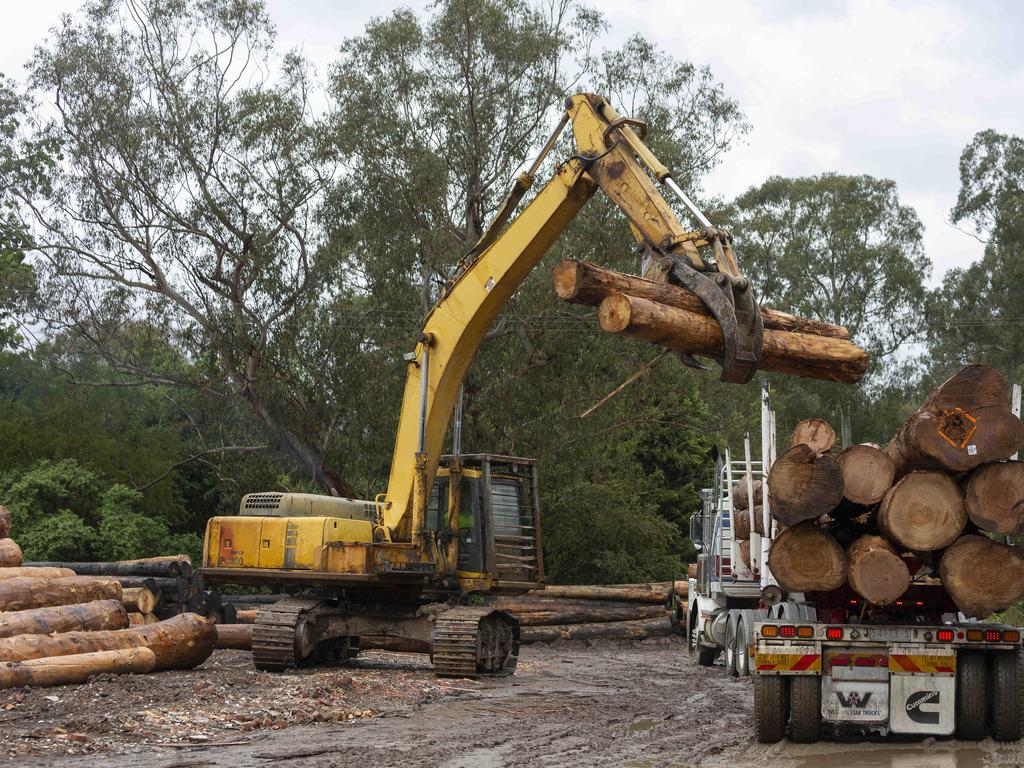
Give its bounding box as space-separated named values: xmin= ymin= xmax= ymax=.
xmin=754 ymin=675 xmax=787 ymax=743
xmin=724 ymin=613 xmax=738 ymax=676
xmin=789 ymin=675 xmax=820 ymax=743
xmin=957 ymin=651 xmax=988 ymax=741
xmin=990 ymin=651 xmax=1024 ymax=741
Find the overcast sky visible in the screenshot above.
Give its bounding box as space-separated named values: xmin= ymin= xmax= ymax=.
xmin=3 ymin=0 xmax=1022 ymax=284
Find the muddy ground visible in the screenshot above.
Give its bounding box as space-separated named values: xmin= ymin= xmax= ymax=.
xmin=3 ymin=638 xmax=1023 ymax=767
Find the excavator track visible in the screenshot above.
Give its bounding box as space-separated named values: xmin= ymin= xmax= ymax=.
xmin=431 ymin=606 xmax=519 ymax=679
xmin=252 ymin=597 xmax=322 ymax=671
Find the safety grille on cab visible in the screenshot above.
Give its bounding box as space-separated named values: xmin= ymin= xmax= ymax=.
xmin=242 ymin=493 xmax=284 ymax=511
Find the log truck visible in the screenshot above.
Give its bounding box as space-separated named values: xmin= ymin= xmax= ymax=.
xmin=199 ymin=93 xmax=766 ymax=677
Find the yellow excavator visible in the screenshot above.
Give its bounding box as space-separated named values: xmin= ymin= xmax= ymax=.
xmin=200 ymin=93 xmax=764 ymax=677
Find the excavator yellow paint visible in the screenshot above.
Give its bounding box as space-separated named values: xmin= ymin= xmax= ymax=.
xmin=203 ymin=516 xmax=373 ymax=571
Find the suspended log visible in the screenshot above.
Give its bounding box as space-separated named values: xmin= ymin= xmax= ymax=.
xmin=552 ymin=259 xmax=851 ymax=339
xmin=886 ymin=365 xmax=1024 ymax=477
xmin=235 ymin=608 xmax=258 ymax=624
xmin=0 ymin=647 xmax=156 ymax=690
xmin=28 ymin=558 xmax=191 ymax=578
xmin=122 ymin=587 xmax=158 ymax=615
xmin=838 ymin=444 xmax=896 ymax=506
xmin=767 ymin=522 xmax=847 ymax=592
xmin=215 ymin=623 xmax=253 ymax=650
xmin=0 ymin=600 xmax=128 ymax=638
xmin=878 ymin=471 xmax=966 ymax=552
xmin=0 ymin=566 xmax=75 ymax=580
xmin=0 ymin=576 xmax=121 ymax=612
xmin=734 ymin=505 xmax=765 ymax=539
xmin=526 ymin=585 xmax=669 ymax=604
xmin=0 ymin=539 xmax=23 ymax=567
xmin=0 ymin=613 xmax=215 ymax=670
xmin=520 ymin=617 xmax=673 ymax=644
xmin=597 ymin=294 xmax=869 ymax=384
xmin=846 ymin=535 xmax=910 ymax=605
xmin=964 ymin=461 xmax=1024 ymax=536
xmin=767 ymin=444 xmax=845 ymax=525
xmin=731 ymin=476 xmax=763 ymax=511
xmin=940 ymin=535 xmax=1024 ymax=618
xmin=0 ymin=507 xmax=10 ymax=539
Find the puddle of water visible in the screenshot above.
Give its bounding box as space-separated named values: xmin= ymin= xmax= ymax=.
xmin=795 ymin=746 xmax=1020 ymax=768
xmin=629 ymin=718 xmax=658 ymax=733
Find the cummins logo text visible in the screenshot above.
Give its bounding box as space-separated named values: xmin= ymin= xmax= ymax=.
xmin=905 ymin=690 xmax=941 ymax=724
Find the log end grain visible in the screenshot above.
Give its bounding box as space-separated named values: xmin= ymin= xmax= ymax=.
xmin=878 ymin=471 xmax=966 ymax=551
xmin=846 ymin=535 xmax=909 ymax=605
xmin=0 ymin=539 xmax=23 ymax=568
xmin=964 ymin=461 xmax=1024 ymax=536
xmin=791 ymin=418 xmax=837 ymax=454
xmin=0 ymin=507 xmax=10 ymax=539
xmin=838 ymin=444 xmax=896 ymax=506
xmin=767 ymin=444 xmax=845 ymax=525
xmin=940 ymin=535 xmax=1024 ymax=618
xmin=767 ymin=522 xmax=848 ymax=592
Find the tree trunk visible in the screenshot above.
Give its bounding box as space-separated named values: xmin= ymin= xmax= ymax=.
xmin=122 ymin=587 xmax=158 ymax=614
xmin=0 ymin=647 xmax=156 ymax=690
xmin=0 ymin=567 xmax=75 ymax=580
xmin=215 ymin=623 xmax=253 ymax=650
xmin=519 ymin=617 xmax=673 ymax=644
xmin=878 ymin=471 xmax=966 ymax=552
xmin=0 ymin=600 xmax=128 ymax=638
xmin=731 ymin=476 xmax=763 ymax=511
xmin=597 ymin=294 xmax=869 ymax=384
xmin=525 ymin=585 xmax=670 ymax=604
xmin=0 ymin=507 xmax=10 ymax=539
xmin=767 ymin=522 xmax=847 ymax=592
xmin=552 ymin=259 xmax=851 ymax=339
xmin=28 ymin=558 xmax=192 ymax=578
xmin=734 ymin=505 xmax=765 ymax=540
xmin=886 ymin=365 xmax=1024 ymax=477
xmin=483 ymin=598 xmax=667 ymax=625
xmin=0 ymin=539 xmax=23 ymax=567
xmin=940 ymin=535 xmax=1024 ymax=618
xmin=0 ymin=576 xmax=122 ymax=612
xmin=846 ymin=535 xmax=910 ymax=605
xmin=791 ymin=418 xmax=837 ymax=454
xmin=838 ymin=444 xmax=895 ymax=505
xmin=0 ymin=613 xmax=215 ymax=670
xmin=604 ymin=581 xmax=687 ymax=598
xmin=767 ymin=444 xmax=845 ymax=525
xmin=964 ymin=461 xmax=1024 ymax=535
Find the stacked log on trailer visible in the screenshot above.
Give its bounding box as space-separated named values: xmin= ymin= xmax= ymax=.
xmin=752 ymin=365 xmax=1024 ymax=618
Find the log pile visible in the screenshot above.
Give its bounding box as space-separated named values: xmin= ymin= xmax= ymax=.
xmin=756 ymin=366 xmax=1024 ymax=618
xmin=552 ymin=259 xmax=869 ymax=384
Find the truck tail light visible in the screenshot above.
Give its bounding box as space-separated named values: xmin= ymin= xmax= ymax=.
xmin=761 ymin=625 xmax=779 ymax=638
xmin=797 ymin=626 xmax=814 ymax=638
xmin=1004 ymin=630 xmax=1020 ymax=643
xmin=826 ymin=627 xmax=843 ymax=640
xmin=779 ymin=625 xmax=796 ymax=638
xmin=936 ymin=629 xmax=954 ymax=642
xmin=985 ymin=630 xmax=1002 ymax=642
xmin=967 ymin=629 xmax=983 ymax=642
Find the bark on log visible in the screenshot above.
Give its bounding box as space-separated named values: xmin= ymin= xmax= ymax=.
xmin=520 ymin=617 xmax=673 ymax=644
xmin=215 ymin=623 xmax=253 ymax=650
xmin=28 ymin=559 xmax=191 ymax=578
xmin=767 ymin=444 xmax=845 ymax=525
xmin=485 ymin=600 xmax=666 ymax=626
xmin=553 ymin=259 xmax=851 ymax=339
xmin=0 ymin=566 xmax=75 ymax=580
xmin=0 ymin=613 xmax=215 ymax=670
xmin=0 ymin=539 xmax=23 ymax=567
xmin=734 ymin=505 xmax=765 ymax=539
xmin=235 ymin=608 xmax=258 ymax=624
xmin=791 ymin=418 xmax=837 ymax=454
xmin=605 ymin=581 xmax=684 ymax=598
xmin=886 ymin=365 xmax=1024 ymax=477
xmin=964 ymin=461 xmax=1024 ymax=536
xmin=0 ymin=576 xmax=121 ymax=612
xmin=846 ymin=535 xmax=910 ymax=605
xmin=525 ymin=585 xmax=669 ymax=603
xmin=767 ymin=522 xmax=847 ymax=592
xmin=878 ymin=471 xmax=966 ymax=552
xmin=598 ymin=294 xmax=869 ymax=384
xmin=122 ymin=587 xmax=157 ymax=615
xmin=731 ymin=476 xmax=763 ymax=511
xmin=0 ymin=647 xmax=156 ymax=690
xmin=0 ymin=507 xmax=10 ymax=539
xmin=940 ymin=535 xmax=1024 ymax=618
xmin=0 ymin=600 xmax=128 ymax=638
xmin=838 ymin=444 xmax=896 ymax=506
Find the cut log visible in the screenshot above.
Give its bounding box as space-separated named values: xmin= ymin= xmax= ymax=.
xmin=128 ymin=612 xmax=145 ymax=626
xmin=235 ymin=608 xmax=258 ymax=624
xmin=940 ymin=535 xmax=1024 ymax=618
xmin=0 ymin=539 xmax=23 ymax=567
xmin=791 ymin=418 xmax=837 ymax=454
xmin=552 ymin=259 xmax=851 ymax=339
xmin=0 ymin=507 xmax=10 ymax=539
xmin=0 ymin=647 xmax=156 ymax=690
xmin=734 ymin=505 xmax=765 ymax=539
xmin=878 ymin=471 xmax=966 ymax=552
xmin=838 ymin=444 xmax=896 ymax=506
xmin=520 ymin=617 xmax=673 ymax=644
xmin=122 ymin=587 xmax=158 ymax=615
xmin=28 ymin=558 xmax=192 ymax=578
xmin=687 ymin=563 xmax=697 ymax=579
xmin=219 ymin=594 xmax=288 ymax=605
xmin=964 ymin=461 xmax=1024 ymax=536
xmin=738 ymin=539 xmax=752 ymax=568
xmin=767 ymin=444 xmax=845 ymax=525
xmin=215 ymin=623 xmax=253 ymax=651
xmin=0 ymin=566 xmax=75 ymax=580
xmin=0 ymin=576 xmax=121 ymax=612
xmin=605 ymin=581 xmax=680 ymax=598
xmin=731 ymin=476 xmax=763 ymax=511
xmin=767 ymin=522 xmax=847 ymax=592
xmin=597 ymin=294 xmax=869 ymax=384
xmin=526 ymin=585 xmax=669 ymax=604
xmin=488 ymin=600 xmax=665 ymax=626
xmin=0 ymin=613 xmax=215 ymax=670
xmin=0 ymin=600 xmax=128 ymax=638
xmin=886 ymin=365 xmax=1024 ymax=477
xmin=846 ymin=535 xmax=910 ymax=605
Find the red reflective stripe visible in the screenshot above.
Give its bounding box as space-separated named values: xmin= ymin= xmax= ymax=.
xmin=892 ymin=655 xmax=919 ymax=672
xmin=934 ymin=665 xmax=954 ymax=673
xmin=792 ymin=654 xmax=820 ymax=671
xmin=756 ymin=664 xmax=777 ymax=670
